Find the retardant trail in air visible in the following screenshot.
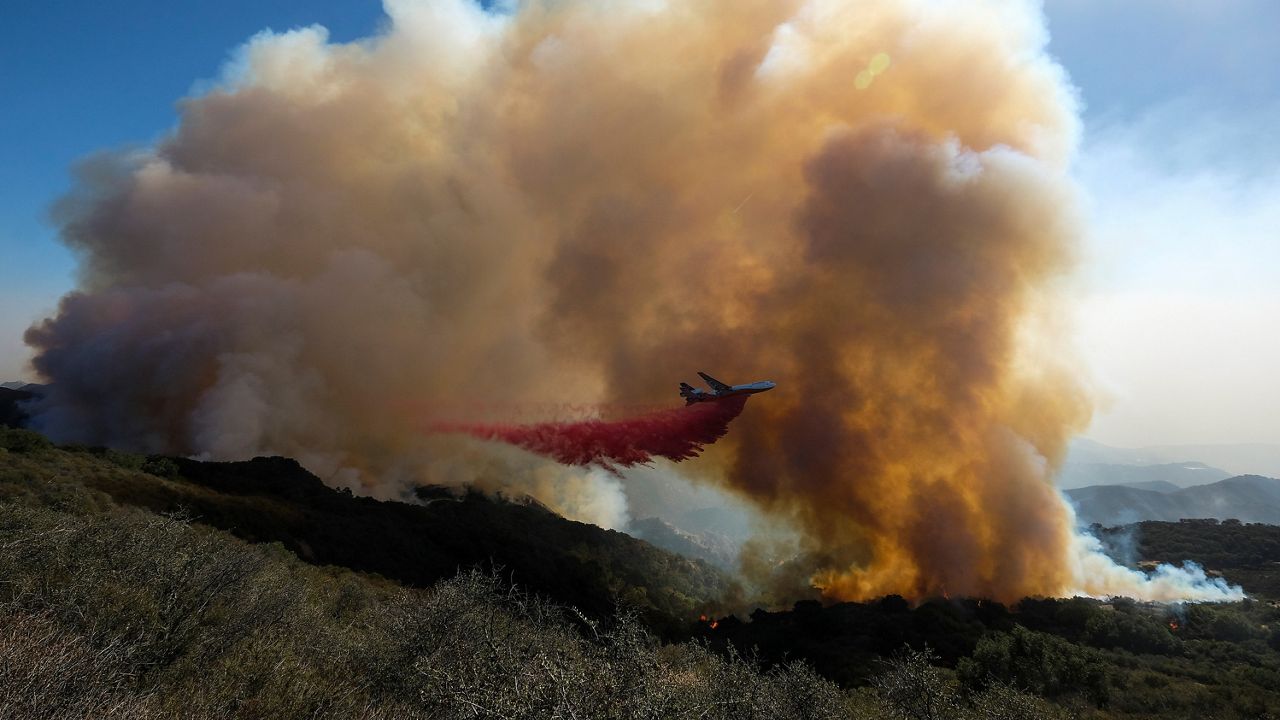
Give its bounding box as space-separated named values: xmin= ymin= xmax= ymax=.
xmin=430 ymin=395 xmax=749 ymax=472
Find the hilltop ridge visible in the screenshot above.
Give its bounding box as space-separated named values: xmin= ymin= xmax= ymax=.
xmin=1067 ymin=474 xmax=1280 ymax=526
xmin=0 ymin=427 xmax=729 ymax=629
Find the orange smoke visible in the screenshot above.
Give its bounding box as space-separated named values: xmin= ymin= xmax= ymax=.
xmin=21 ymin=0 xmax=1240 ymax=603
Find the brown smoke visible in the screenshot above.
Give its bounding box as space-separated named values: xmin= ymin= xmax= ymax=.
xmin=25 ymin=0 xmax=1239 ymax=601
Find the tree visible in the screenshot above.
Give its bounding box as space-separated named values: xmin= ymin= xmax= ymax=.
xmin=873 ymin=646 xmax=961 ymax=720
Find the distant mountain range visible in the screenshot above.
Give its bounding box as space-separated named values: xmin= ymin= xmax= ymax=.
xmin=1056 ymin=461 xmax=1232 ymax=491
xmin=628 ymin=516 xmax=740 ymax=569
xmin=1067 ymin=438 xmax=1280 ymax=478
xmin=1067 ymin=474 xmax=1280 ymax=526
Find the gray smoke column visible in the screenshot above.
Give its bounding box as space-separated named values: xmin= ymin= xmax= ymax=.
xmin=27 ymin=0 xmax=1240 ymax=601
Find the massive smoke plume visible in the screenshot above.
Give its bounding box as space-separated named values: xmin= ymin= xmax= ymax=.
xmin=27 ymin=0 xmax=1239 ymax=602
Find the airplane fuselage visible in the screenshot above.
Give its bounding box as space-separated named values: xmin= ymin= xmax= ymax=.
xmin=680 ymin=375 xmax=776 ymax=405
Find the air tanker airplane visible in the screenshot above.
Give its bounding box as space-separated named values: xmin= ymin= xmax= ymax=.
xmin=679 ymin=372 xmax=776 ymax=405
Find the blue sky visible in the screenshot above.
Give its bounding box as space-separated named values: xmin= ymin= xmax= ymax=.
xmin=2 ymin=1 xmax=1278 ymax=445
xmin=0 ymin=0 xmax=387 ymax=366
xmin=1042 ymin=0 xmax=1280 ymax=445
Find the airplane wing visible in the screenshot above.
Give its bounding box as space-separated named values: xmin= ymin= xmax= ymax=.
xmin=697 ymin=372 xmax=732 ymax=393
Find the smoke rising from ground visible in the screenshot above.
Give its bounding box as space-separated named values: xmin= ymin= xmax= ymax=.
xmin=26 ymin=0 xmax=1239 ymax=601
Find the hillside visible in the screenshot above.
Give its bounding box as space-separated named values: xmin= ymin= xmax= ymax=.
xmin=0 ymin=427 xmax=865 ymax=719
xmin=15 ymin=427 xmax=1280 ymax=716
xmin=1068 ymin=474 xmax=1280 ymax=525
xmin=1115 ymin=479 xmax=1180 ymax=493
xmin=0 ymin=427 xmax=728 ymax=630
xmin=627 ymin=516 xmax=739 ymax=569
xmin=1096 ymin=518 xmax=1280 ymax=597
xmin=0 ymin=426 xmax=1092 ymax=719
xmin=699 ymin=518 xmax=1280 ymax=718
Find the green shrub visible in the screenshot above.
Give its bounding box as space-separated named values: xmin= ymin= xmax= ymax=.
xmin=958 ymin=626 xmax=1109 ymax=705
xmin=0 ymin=608 xmax=175 ymax=719
xmin=874 ymin=646 xmax=962 ymax=720
xmin=141 ymin=456 xmax=181 ymax=478
xmin=1083 ymin=609 xmax=1180 ymax=654
xmin=0 ymin=502 xmax=854 ymax=719
xmin=0 ymin=427 xmax=52 ymax=453
xmin=103 ymin=449 xmax=146 ymax=471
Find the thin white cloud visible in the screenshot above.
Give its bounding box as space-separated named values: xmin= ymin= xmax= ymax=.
xmin=1073 ymin=104 xmax=1280 ymax=446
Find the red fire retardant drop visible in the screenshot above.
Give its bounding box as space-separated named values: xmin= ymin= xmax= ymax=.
xmin=431 ymin=395 xmax=749 ymax=472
